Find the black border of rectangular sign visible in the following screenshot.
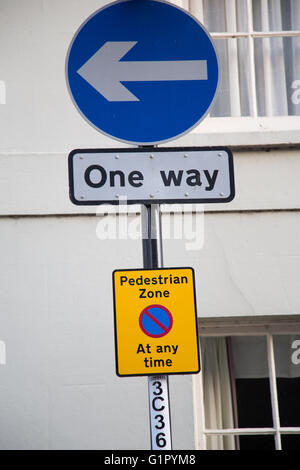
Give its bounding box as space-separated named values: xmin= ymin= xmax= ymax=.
xmin=112 ymin=266 xmax=200 ymax=377
xmin=68 ymin=146 xmax=235 ymax=205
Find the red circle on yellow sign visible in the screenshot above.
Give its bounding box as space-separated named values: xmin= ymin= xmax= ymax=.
xmin=139 ymin=304 xmax=173 ymax=338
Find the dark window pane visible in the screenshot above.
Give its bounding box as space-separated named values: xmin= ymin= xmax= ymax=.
xmin=235 ymin=378 xmax=273 ymax=428
xmin=277 ymin=378 xmax=300 ymax=427
xmin=281 ymin=434 xmax=300 ymax=451
xmin=231 ymin=336 xmax=273 ymax=428
xmin=274 ymin=335 xmax=300 ymax=429
xmin=239 ymin=435 xmax=275 ymax=450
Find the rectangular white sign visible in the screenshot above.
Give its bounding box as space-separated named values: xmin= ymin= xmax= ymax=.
xmin=148 ymin=375 xmax=172 ymax=450
xmin=68 ymin=147 xmax=235 ymax=205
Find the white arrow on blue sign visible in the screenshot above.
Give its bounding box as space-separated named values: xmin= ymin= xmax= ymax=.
xmin=66 ymin=0 xmax=219 ymax=146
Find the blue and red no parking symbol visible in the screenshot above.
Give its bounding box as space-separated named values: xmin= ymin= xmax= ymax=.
xmin=139 ymin=304 xmax=173 ymax=338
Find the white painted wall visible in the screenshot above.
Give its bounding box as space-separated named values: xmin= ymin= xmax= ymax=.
xmin=0 ymin=214 xmax=195 ymax=449
xmin=0 ymin=0 xmax=197 ymax=450
xmin=0 ymin=0 xmax=299 ymax=450
xmin=163 ymin=211 xmax=300 ymax=318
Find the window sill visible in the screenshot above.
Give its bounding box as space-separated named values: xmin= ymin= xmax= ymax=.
xmin=172 ymin=116 xmax=300 ymax=149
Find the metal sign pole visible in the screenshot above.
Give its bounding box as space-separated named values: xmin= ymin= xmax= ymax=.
xmin=141 ymin=204 xmax=172 ymax=450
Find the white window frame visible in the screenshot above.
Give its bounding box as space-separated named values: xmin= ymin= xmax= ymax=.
xmin=174 ymin=0 xmax=300 ymax=147
xmin=193 ymin=316 xmax=300 ymax=450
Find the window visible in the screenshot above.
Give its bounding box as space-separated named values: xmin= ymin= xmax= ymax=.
xmin=186 ymin=0 xmax=300 ymax=118
xmin=169 ymin=1 xmax=300 ymax=146
xmin=193 ymin=318 xmax=300 ymax=450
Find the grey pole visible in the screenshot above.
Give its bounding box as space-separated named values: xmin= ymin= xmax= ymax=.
xmin=141 ymin=204 xmax=172 ymax=450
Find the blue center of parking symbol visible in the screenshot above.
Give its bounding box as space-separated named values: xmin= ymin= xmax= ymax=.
xmin=139 ymin=304 xmax=173 ymax=338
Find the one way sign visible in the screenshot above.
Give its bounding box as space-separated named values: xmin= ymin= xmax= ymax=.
xmin=66 ymin=0 xmax=219 ymax=145
xmin=68 ymin=147 xmax=235 ymax=205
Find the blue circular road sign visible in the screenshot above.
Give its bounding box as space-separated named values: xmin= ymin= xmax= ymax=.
xmin=66 ymin=0 xmax=219 ymax=145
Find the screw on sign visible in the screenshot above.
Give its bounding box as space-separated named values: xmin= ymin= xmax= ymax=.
xmin=139 ymin=305 xmax=173 ymax=338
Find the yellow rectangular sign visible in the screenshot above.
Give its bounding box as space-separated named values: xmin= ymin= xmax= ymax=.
xmin=112 ymin=267 xmax=200 ymax=377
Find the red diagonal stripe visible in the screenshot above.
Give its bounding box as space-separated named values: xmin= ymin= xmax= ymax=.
xmin=145 ymin=309 xmax=168 ymax=332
